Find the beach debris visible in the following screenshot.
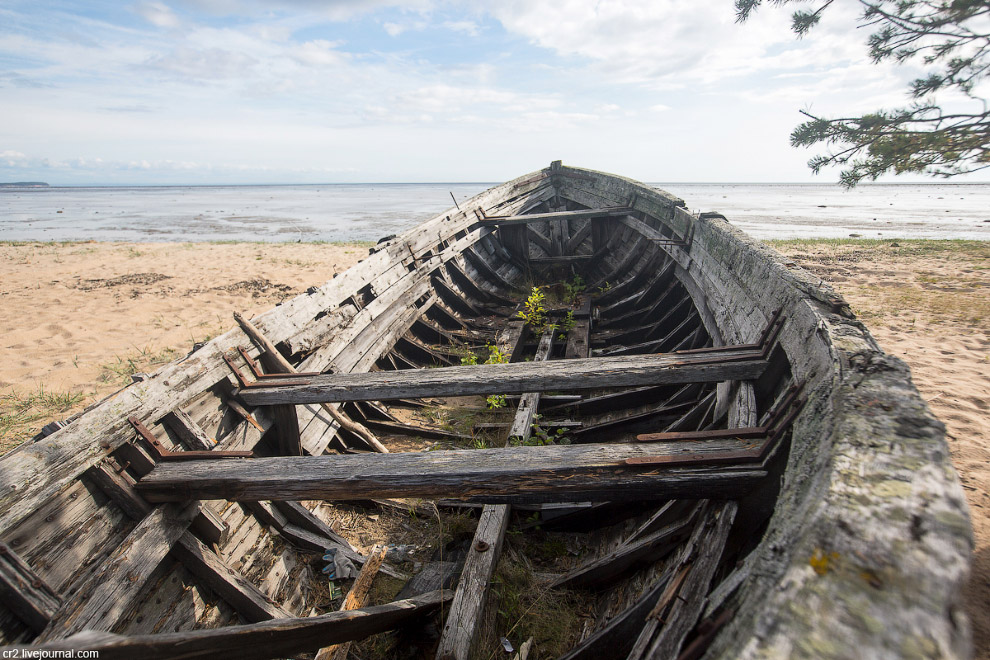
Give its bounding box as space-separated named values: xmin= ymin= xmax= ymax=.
xmin=500 ymin=637 xmax=514 ymax=653
xmin=322 ymin=548 xmax=358 ymax=580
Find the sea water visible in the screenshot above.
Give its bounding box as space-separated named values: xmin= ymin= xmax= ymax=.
xmin=1 ymin=182 xmax=987 ymax=243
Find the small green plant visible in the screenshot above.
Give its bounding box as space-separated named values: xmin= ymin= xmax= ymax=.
xmin=517 ymin=287 xmax=547 ymax=330
xmin=459 ymin=352 xmax=478 ymax=366
xmin=597 ymin=280 xmax=612 ymax=294
xmin=511 ymin=418 xmax=570 ymax=446
xmin=485 ymin=344 xmax=509 ymax=365
xmin=563 ymin=274 xmax=585 ymax=304
xmin=486 ymin=394 xmax=507 ymax=409
xmin=484 ymin=343 xmax=510 ymax=409
xmin=557 ymin=310 xmax=576 ymax=341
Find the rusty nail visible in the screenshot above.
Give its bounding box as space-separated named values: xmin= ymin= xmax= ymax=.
xmin=32 ymin=579 xmax=42 ymax=588
xmin=0 ymin=543 xmax=8 ymax=554
xmin=474 ymin=541 xmax=490 ymax=552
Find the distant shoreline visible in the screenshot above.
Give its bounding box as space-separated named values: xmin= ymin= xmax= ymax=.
xmin=0 ymin=181 xmax=48 ymax=188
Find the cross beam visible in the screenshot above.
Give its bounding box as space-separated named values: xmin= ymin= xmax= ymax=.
xmin=475 ymin=207 xmax=633 ymax=226
xmin=236 ymin=349 xmax=768 ymax=406
xmin=135 ymin=439 xmax=768 ymax=504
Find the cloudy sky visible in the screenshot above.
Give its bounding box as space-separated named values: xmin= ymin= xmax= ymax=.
xmin=1 ymin=0 xmax=985 ymax=185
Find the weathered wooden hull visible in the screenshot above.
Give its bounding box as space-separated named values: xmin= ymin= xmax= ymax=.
xmin=0 ymin=163 xmax=971 ymax=659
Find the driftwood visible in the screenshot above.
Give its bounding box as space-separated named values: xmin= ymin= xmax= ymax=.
xmin=136 ymin=441 xmax=767 ymax=504
xmin=237 ymin=349 xmax=768 ymax=405
xmin=6 ymin=590 xmax=451 ymax=660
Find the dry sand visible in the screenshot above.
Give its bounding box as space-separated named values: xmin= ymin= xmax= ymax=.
xmin=0 ymin=238 xmax=987 ymax=655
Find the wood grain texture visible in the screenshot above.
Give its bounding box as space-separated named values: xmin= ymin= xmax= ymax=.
xmin=37 ymin=502 xmax=201 ymax=641
xmin=238 ymin=350 xmax=767 ymax=405
xmin=0 ymin=543 xmax=60 ymax=632
xmin=10 ymin=590 xmax=451 ymax=660
xmin=136 ymin=441 xmax=767 ymax=504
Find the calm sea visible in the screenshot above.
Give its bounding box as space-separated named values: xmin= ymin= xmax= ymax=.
xmin=1 ymin=182 xmax=987 ymax=243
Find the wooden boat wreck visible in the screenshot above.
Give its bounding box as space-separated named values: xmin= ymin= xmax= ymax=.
xmin=0 ymin=162 xmax=972 ymax=659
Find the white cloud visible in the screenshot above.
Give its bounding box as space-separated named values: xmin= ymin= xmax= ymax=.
xmin=290 ymin=39 xmax=347 ymax=66
xmin=145 ymin=46 xmax=258 ymax=80
xmin=649 ymin=103 xmax=670 ymax=113
xmin=132 ymin=1 xmax=182 ymax=28
xmin=442 ymin=20 xmax=479 ymax=36
xmin=383 ymin=22 xmax=405 ymax=37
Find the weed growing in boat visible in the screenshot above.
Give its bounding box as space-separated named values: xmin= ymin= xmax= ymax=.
xmin=510 ymin=418 xmax=570 ymax=446
xmin=597 ymin=280 xmax=612 ymax=295
xmin=481 ymin=548 xmax=585 ymax=658
xmin=563 ymin=274 xmax=585 ymax=304
xmin=558 ymin=310 xmax=576 ymax=341
xmin=484 ymin=343 xmax=511 ymax=409
xmin=517 ymin=286 xmax=547 ymax=330
xmin=486 ymin=394 xmax=507 ymax=409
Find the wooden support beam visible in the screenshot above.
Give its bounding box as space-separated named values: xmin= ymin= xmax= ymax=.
xmin=37 ymin=502 xmax=202 ymax=642
xmin=233 ymin=311 xmax=386 ymax=454
xmin=0 ymin=542 xmax=60 ymax=633
xmin=477 ymin=207 xmax=632 ymax=226
xmin=136 ymin=438 xmax=767 ymax=505
xmin=83 ymin=462 xmax=284 ymax=622
xmin=160 ymin=409 xmax=215 ymax=450
xmin=237 ymin=349 xmax=768 ymax=405
xmin=436 ymin=324 xmax=554 ymax=660
xmin=627 ymin=502 xmax=738 ymax=660
xmin=314 ymin=546 xmax=387 ymax=660
xmin=8 ymin=590 xmax=451 ymax=660
xmin=171 ymin=533 xmax=291 ymax=623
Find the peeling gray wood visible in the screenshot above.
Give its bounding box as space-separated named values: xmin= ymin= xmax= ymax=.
xmin=137 ymin=441 xmax=766 ymax=504
xmin=238 ymin=350 xmax=768 ymax=405
xmin=37 ymin=502 xmax=201 ymax=641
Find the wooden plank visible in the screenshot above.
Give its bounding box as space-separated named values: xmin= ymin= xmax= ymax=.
xmin=136 ymin=440 xmax=767 ymax=506
xmin=234 ymin=311 xmax=385 ymax=454
xmin=314 ymin=546 xmax=387 ymax=660
xmin=477 ymin=207 xmax=632 ymax=226
xmin=549 ymin=508 xmax=697 ymax=590
xmin=436 ymin=324 xmax=553 ymax=660
xmin=627 ymin=501 xmax=738 ymax=660
xmin=435 ymin=506 xmax=510 ymax=660
xmin=10 ymin=590 xmax=452 ymax=660
xmin=171 ymin=532 xmax=290 ymax=622
xmin=0 ymin=542 xmax=60 ymax=633
xmin=160 ymin=409 xmax=215 ymax=450
xmin=37 ymin=502 xmax=201 ymax=642
xmin=237 ymin=350 xmax=768 ymax=405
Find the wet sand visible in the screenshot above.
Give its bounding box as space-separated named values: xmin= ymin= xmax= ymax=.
xmin=0 ymin=238 xmax=987 ymax=656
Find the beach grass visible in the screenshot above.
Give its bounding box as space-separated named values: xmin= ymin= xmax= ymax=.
xmin=770 ymin=238 xmax=990 ymax=326
xmin=0 ymin=386 xmax=87 ymax=447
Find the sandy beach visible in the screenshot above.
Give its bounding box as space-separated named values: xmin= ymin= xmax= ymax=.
xmin=0 ymin=238 xmax=987 ymax=656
